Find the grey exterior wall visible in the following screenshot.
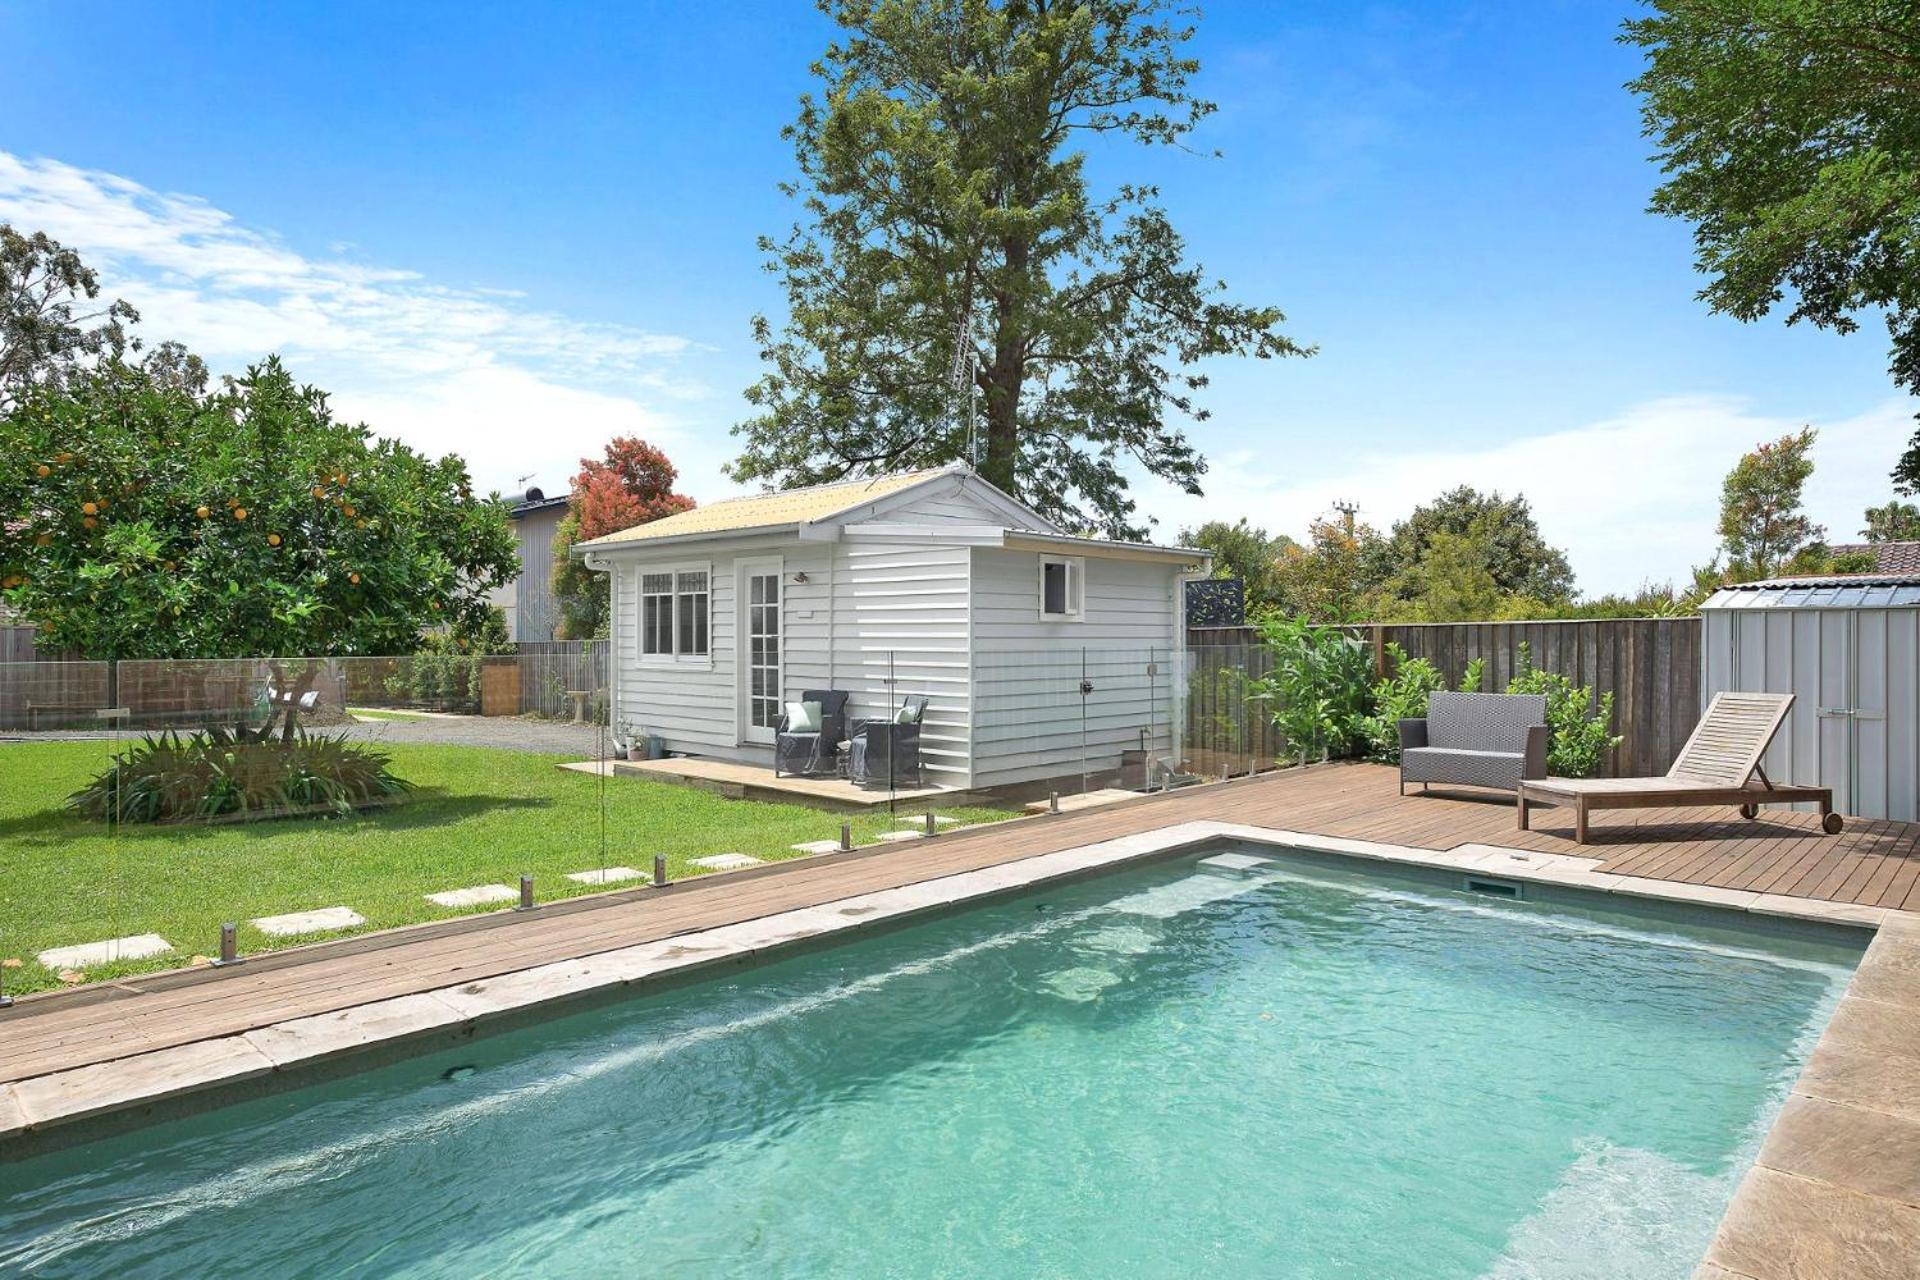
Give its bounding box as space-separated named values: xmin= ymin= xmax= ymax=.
xmin=968 ymin=548 xmax=1185 ymax=789
xmin=511 ymin=505 xmax=568 ymax=642
xmin=1703 ymin=605 xmax=1920 ymax=822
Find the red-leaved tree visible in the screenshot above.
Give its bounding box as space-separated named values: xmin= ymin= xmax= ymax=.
xmin=552 ymin=437 xmax=694 ymax=637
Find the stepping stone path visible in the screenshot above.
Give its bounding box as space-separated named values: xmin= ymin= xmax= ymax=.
xmin=790 ymin=839 xmax=844 ymax=854
xmin=248 ymin=907 xmax=365 ymax=937
xmin=425 ymin=884 xmax=518 ymax=909
xmin=875 ymin=830 xmax=925 ymax=843
xmin=692 ymin=853 xmax=764 ymax=871
xmin=37 ymin=934 xmax=172 ymax=970
xmin=566 ymin=867 xmax=645 ymax=885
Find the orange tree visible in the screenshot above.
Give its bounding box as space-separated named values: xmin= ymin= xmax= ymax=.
xmin=0 ymin=356 xmax=516 ymax=666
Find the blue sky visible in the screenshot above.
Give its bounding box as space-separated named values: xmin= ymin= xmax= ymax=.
xmin=0 ymin=1 xmax=1907 ymax=592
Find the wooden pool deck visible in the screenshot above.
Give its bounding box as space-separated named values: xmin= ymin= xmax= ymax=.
xmin=6 ymin=762 xmax=1920 ymax=1275
xmin=6 ymin=762 xmax=1918 ymax=1093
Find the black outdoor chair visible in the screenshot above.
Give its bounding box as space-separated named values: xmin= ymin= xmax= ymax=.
xmin=774 ymin=689 xmax=849 ymax=778
xmin=849 ymin=696 xmax=929 ymax=790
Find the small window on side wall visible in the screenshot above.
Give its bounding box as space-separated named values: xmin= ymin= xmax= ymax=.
xmin=1040 ymin=556 xmax=1084 ymax=621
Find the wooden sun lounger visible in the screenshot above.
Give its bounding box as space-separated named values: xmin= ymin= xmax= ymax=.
xmin=1516 ymin=691 xmax=1842 ymax=844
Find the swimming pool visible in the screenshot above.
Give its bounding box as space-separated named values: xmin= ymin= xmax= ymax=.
xmin=0 ymin=847 xmax=1860 ymax=1279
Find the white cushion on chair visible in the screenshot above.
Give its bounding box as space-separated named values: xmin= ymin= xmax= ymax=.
xmin=785 ymin=700 xmax=822 ymax=733
xmin=893 ymin=703 xmax=920 ymax=724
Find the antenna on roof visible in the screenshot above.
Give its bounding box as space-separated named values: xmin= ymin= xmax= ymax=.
xmin=948 ymin=275 xmax=979 ymax=470
xmin=515 ymin=472 xmax=536 ymax=491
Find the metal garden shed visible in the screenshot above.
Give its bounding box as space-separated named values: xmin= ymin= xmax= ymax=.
xmin=1700 ymin=575 xmax=1920 ymax=822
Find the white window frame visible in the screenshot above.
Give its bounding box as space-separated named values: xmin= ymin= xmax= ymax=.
xmin=1039 ymin=555 xmax=1085 ymax=622
xmin=637 ymin=561 xmax=713 ymax=665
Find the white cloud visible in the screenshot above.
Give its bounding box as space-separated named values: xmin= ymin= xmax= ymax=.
xmin=0 ymin=151 xmax=725 ymax=498
xmin=1147 ymin=396 xmax=1911 ymax=596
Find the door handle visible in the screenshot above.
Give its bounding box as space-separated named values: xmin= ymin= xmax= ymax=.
xmin=1817 ymin=707 xmax=1855 ymax=717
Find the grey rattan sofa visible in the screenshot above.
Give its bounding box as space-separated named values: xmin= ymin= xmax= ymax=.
xmin=1399 ymin=691 xmax=1549 ymax=799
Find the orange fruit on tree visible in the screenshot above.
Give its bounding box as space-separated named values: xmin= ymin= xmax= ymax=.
xmin=82 ymin=517 xmax=96 ymax=529
xmin=34 ymin=464 xmax=49 ymax=478
xmin=267 ymin=533 xmax=282 ymax=547
xmin=233 ymin=507 xmax=248 ymax=521
xmin=348 ymin=572 xmax=361 ymax=584
xmin=196 ymin=505 xmax=211 ymax=520
xmin=81 ymin=501 xmax=97 ymax=516
xmin=342 ymin=505 xmax=356 ymax=518
xmin=312 ymin=486 xmax=326 ymax=500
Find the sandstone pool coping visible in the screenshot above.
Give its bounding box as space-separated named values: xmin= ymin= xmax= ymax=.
xmin=3 ymin=817 xmax=1916 ymax=1279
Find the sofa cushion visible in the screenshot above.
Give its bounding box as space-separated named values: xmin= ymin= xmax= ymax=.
xmin=1403 ymin=746 xmax=1527 ymax=790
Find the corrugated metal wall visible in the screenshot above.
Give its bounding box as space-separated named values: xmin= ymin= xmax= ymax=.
xmin=1703 ymin=606 xmax=1920 ymax=822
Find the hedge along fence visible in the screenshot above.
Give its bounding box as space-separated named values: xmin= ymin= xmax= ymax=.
xmin=1190 ymin=619 xmax=1703 ymax=779
xmin=0 ymin=649 xmax=614 ymax=731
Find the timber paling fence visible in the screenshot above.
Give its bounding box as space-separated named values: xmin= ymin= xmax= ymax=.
xmin=1187 ymin=619 xmax=1704 ymax=779
xmin=0 ymin=642 xmax=612 ymax=732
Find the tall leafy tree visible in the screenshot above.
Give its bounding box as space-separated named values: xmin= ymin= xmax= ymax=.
xmin=1862 ymin=499 xmax=1920 ymax=542
xmin=1179 ymin=518 xmax=1296 ymax=616
xmin=551 ymin=437 xmax=696 ymax=639
xmin=1 ymin=224 xmax=140 ymax=413
xmin=0 ymin=357 xmax=517 ymax=661
xmin=1624 ymin=2 xmax=1920 ymax=490
xmin=1270 ymin=515 xmax=1388 ymax=624
xmin=736 ymin=0 xmax=1310 ymax=538
xmin=1370 ymin=487 xmax=1574 ymax=604
xmin=1716 ymin=428 xmax=1824 ymax=579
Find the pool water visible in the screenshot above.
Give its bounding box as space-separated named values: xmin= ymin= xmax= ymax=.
xmin=0 ymin=850 xmax=1859 ymax=1279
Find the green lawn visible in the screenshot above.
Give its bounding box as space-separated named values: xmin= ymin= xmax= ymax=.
xmin=0 ymin=740 xmax=1018 ymax=995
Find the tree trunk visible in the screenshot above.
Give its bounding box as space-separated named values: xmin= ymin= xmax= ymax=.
xmin=980 ymin=236 xmax=1028 ymax=494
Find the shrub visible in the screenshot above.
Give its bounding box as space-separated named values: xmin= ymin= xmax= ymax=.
xmin=70 ymin=727 xmax=412 ymax=823
xmin=1252 ymin=615 xmax=1374 ymax=763
xmin=1505 ymin=643 xmax=1621 ymax=777
xmin=1358 ymin=644 xmax=1446 ymax=763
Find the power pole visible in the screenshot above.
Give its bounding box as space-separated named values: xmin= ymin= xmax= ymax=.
xmin=1331 ymin=499 xmax=1360 ymax=536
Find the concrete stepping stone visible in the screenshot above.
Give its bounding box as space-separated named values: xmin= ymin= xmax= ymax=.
xmin=424 ymin=884 xmax=518 ymax=909
xmin=790 ymin=839 xmax=844 ymax=854
xmin=565 ymin=867 xmax=644 ymax=886
xmin=37 ymin=934 xmax=171 ymax=970
xmin=249 ymin=907 xmax=365 ymax=937
xmin=875 ymin=830 xmax=925 ymax=843
xmin=692 ymin=853 xmax=764 ymax=871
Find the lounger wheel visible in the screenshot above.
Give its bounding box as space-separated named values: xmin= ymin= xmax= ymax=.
xmin=1823 ymin=812 xmax=1844 ymax=835
xmin=1739 ymin=803 xmax=1758 ymax=819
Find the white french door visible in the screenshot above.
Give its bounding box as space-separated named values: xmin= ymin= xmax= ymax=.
xmin=737 ymin=560 xmax=783 ymax=745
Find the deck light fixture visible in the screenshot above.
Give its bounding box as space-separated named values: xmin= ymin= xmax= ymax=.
xmin=653 ymin=854 xmax=669 ymax=887
xmin=215 ymin=922 xmax=241 ymax=967
xmin=840 ymin=822 xmax=853 ymax=851
xmin=518 ymin=875 xmax=534 ymax=911
xmin=924 ymin=811 xmax=938 ymax=836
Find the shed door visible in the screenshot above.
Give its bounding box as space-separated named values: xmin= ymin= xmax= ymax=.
xmin=737 ymin=560 xmax=782 ymax=746
xmin=1813 ymin=610 xmax=1857 ymax=816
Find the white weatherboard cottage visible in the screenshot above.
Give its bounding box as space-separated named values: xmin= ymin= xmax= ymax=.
xmin=575 ymin=466 xmax=1209 ymax=791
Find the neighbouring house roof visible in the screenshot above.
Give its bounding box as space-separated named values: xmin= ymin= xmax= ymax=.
xmin=1702 ymin=574 xmax=1920 ymax=610
xmin=574 ymin=466 xmax=965 ymax=548
xmin=1830 ymin=541 xmax=1920 ymax=575
xmin=505 ymin=487 xmax=571 ymax=519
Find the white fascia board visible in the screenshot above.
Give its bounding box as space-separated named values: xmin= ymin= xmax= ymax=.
xmin=838 ymin=522 xmax=1009 ymax=545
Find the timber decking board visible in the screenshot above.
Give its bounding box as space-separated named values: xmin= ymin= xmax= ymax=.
xmin=5 ymin=762 xmax=1918 ymax=1087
